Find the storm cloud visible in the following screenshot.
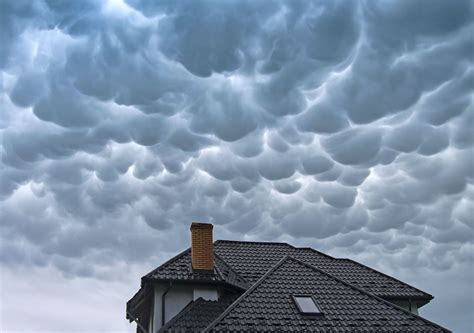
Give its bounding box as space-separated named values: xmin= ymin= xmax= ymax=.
xmin=1 ymin=0 xmax=473 ymax=332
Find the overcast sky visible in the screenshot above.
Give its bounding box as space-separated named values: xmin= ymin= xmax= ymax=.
xmin=1 ymin=0 xmax=473 ymax=332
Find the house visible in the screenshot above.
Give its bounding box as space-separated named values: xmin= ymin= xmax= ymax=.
xmin=127 ymin=222 xmax=450 ymax=332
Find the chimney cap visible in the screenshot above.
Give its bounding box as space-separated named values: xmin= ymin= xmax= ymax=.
xmin=190 ymin=222 xmax=213 ymax=230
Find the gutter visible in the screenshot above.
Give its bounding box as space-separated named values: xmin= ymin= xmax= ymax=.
xmin=142 ymin=277 xmax=245 ymax=292
xmin=161 ymin=281 xmax=173 ymax=327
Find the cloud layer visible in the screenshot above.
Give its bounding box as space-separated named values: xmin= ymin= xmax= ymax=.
xmin=1 ymin=0 xmax=473 ymax=332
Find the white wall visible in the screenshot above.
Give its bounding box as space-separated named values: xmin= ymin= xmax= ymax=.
xmin=165 ymin=285 xmax=194 ymax=323
xmin=150 ymin=283 xmax=218 ymax=332
xmin=151 ymin=284 xmax=165 ymax=331
xmin=390 ymin=299 xmax=419 ymax=315
xmin=193 ymin=286 xmax=218 ymax=301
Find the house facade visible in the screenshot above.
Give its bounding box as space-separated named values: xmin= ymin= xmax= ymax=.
xmin=127 ymin=222 xmax=449 ymax=332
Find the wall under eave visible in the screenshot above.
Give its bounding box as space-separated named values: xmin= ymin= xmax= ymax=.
xmin=389 ymin=299 xmax=419 ymax=315
xmin=193 ymin=286 xmax=218 ymax=301
xmin=150 ymin=283 xmax=218 ymax=331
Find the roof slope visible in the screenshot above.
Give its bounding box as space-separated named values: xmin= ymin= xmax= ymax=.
xmin=214 ymin=240 xmax=431 ymax=300
xmin=145 ymin=249 xmax=219 ymax=282
xmin=204 ymin=256 xmax=449 ymax=332
xmin=142 ymin=240 xmax=432 ymax=301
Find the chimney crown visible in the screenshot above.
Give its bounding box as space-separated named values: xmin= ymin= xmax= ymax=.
xmin=190 ymin=222 xmax=214 ymax=271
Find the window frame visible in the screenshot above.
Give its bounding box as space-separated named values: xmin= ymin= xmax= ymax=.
xmin=291 ymin=295 xmax=324 ymax=317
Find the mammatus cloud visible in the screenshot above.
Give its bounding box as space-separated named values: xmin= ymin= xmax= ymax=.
xmin=1 ymin=0 xmax=473 ymax=332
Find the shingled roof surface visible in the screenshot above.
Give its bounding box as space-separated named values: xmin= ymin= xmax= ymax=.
xmin=158 ymin=295 xmax=236 ymax=333
xmin=203 ymin=257 xmax=448 ymax=332
xmin=135 ymin=240 xmax=450 ymax=332
xmin=144 ymin=248 xmax=248 ymax=290
xmin=145 ymin=240 xmax=431 ymax=300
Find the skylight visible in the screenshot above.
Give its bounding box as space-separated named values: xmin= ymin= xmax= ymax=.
xmin=292 ymin=295 xmax=323 ymax=315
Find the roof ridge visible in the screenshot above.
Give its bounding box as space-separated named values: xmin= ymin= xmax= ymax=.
xmin=202 ymin=256 xmax=291 ymax=332
xmin=337 ymin=258 xmax=433 ymax=299
xmin=214 ymin=239 xmax=294 ymax=247
xmin=285 ymin=256 xmax=450 ymax=332
xmin=294 ymin=245 xmax=335 ymax=259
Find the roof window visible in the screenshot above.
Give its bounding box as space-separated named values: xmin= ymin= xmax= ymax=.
xmin=292 ymin=295 xmax=323 ymax=315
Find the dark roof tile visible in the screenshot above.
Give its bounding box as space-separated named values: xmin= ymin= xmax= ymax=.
xmin=214 ymin=240 xmax=431 ymax=300
xmin=141 ymin=240 xmax=433 ymax=319
xmin=131 ymin=240 xmax=449 ymax=331
xmin=203 ymin=257 xmax=449 ymax=332
xmin=145 ymin=249 xmax=222 ymax=283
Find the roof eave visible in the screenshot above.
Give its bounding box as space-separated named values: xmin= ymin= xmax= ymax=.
xmin=141 ymin=276 xmax=246 ymax=292
xmin=381 ymin=294 xmax=434 ymax=308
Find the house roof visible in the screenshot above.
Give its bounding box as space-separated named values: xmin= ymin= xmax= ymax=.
xmin=132 ymin=239 xmax=450 ymax=332
xmin=144 ymin=240 xmax=432 ymax=302
xmin=202 ymin=256 xmax=449 ymax=332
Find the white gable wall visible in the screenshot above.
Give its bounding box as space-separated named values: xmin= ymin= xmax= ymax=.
xmin=193 ymin=286 xmax=218 ymax=301
xmin=150 ymin=283 xmax=218 ymax=332
xmin=389 ymin=299 xmax=419 ymax=315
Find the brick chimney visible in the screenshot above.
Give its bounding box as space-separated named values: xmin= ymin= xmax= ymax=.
xmin=190 ymin=222 xmax=214 ymax=271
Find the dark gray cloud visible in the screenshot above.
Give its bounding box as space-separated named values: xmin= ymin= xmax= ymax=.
xmin=1 ymin=0 xmax=473 ymax=332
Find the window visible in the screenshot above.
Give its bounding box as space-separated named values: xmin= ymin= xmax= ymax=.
xmin=292 ymin=295 xmax=323 ymax=315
